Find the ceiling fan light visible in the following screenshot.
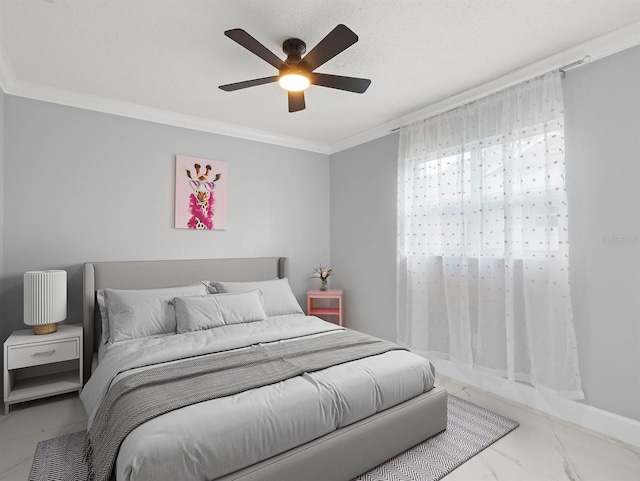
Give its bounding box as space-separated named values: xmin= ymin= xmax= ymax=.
xmin=279 ymin=73 xmax=310 ymax=92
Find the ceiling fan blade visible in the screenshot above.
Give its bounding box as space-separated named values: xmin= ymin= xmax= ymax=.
xmin=298 ymin=24 xmax=358 ymax=72
xmin=288 ymin=91 xmax=306 ymax=112
xmin=224 ymin=29 xmax=285 ymax=70
xmin=309 ymin=73 xmax=371 ymax=93
xmin=219 ymin=75 xmax=279 ymax=91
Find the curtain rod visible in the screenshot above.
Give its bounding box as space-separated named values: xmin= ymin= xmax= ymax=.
xmin=559 ymin=55 xmax=592 ymax=77
xmin=389 ymin=55 xmax=593 ymax=133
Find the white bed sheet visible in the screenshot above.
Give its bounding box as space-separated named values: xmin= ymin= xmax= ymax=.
xmin=81 ymin=316 xmax=435 ymax=481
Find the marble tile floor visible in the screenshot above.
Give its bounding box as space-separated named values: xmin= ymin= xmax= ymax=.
xmin=436 ymin=376 xmax=640 ymax=481
xmin=0 ymin=379 xmax=638 ymax=481
xmin=0 ymin=393 xmax=87 ymax=481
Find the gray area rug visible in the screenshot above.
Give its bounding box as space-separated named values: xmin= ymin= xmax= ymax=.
xmin=355 ymin=394 xmax=519 ymax=480
xmin=29 ymin=429 xmax=87 ymax=481
xmin=29 ymin=394 xmax=518 ymax=481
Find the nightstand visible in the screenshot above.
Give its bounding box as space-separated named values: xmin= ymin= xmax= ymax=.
xmin=307 ymin=289 xmax=343 ymax=326
xmin=3 ymin=324 xmax=83 ymax=415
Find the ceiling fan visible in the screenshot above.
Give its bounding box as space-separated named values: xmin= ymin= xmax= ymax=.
xmin=219 ymin=24 xmax=371 ymax=113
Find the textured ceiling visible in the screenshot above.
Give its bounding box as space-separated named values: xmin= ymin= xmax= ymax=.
xmin=1 ymin=0 xmax=640 ymax=153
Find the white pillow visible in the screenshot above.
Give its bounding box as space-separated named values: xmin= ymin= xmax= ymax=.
xmin=174 ymin=290 xmax=267 ymax=333
xmin=105 ymin=283 xmax=208 ymax=343
xmin=213 ymin=278 xmax=303 ymax=317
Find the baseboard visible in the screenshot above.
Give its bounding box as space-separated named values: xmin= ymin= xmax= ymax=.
xmin=432 ymin=358 xmax=640 ymax=450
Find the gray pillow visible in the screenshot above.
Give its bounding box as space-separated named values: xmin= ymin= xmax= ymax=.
xmin=96 ymin=290 xmax=110 ymax=344
xmin=174 ymin=289 xmax=267 ymax=333
xmin=105 ymin=283 xmax=208 ymax=343
xmin=213 ymin=278 xmax=303 ymax=317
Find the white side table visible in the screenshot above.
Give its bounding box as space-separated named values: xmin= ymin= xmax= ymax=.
xmin=3 ymin=324 xmax=83 ymax=415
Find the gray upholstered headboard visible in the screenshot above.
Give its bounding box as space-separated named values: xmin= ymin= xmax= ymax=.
xmin=82 ymin=257 xmax=288 ymax=382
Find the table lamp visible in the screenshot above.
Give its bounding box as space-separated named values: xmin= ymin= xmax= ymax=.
xmin=23 ymin=270 xmax=67 ymax=335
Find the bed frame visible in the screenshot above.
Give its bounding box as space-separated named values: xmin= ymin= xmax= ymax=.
xmin=82 ymin=256 xmax=448 ymax=481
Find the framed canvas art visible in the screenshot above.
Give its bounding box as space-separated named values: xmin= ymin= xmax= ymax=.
xmin=175 ymin=155 xmax=228 ymax=230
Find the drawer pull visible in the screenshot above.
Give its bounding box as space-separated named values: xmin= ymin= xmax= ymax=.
xmin=32 ymin=350 xmax=56 ymax=357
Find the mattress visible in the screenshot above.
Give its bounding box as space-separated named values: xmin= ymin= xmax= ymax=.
xmin=81 ymin=315 xmax=436 ymax=481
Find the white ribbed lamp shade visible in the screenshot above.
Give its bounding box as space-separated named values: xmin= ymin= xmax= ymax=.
xmin=24 ymin=270 xmax=67 ymax=334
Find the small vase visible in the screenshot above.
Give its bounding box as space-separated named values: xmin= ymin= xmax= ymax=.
xmin=320 ymin=279 xmax=328 ymax=291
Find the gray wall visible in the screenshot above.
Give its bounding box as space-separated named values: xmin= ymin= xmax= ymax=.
xmin=563 ymin=45 xmax=640 ymax=421
xmin=330 ymin=45 xmax=640 ymax=422
xmin=1 ymin=97 xmax=330 ymax=394
xmin=329 ymin=134 xmax=399 ymax=342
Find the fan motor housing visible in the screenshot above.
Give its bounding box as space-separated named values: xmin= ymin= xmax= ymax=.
xmin=283 ymin=38 xmax=306 ymax=65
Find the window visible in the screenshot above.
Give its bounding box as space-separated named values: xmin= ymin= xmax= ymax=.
xmin=404 ymin=128 xmax=565 ymax=259
xmin=396 ymin=72 xmax=583 ymax=399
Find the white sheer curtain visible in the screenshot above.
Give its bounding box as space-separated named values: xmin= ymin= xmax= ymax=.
xmin=397 ymin=72 xmax=583 ymax=399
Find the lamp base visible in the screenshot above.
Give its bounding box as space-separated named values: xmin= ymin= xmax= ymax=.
xmin=33 ymin=323 xmax=58 ymax=335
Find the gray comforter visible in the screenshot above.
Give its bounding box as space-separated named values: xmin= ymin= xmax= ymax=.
xmin=81 ymin=316 xmax=436 ymax=481
xmin=85 ymin=329 xmax=403 ymax=481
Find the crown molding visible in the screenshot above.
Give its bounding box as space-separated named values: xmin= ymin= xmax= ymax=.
xmin=0 ymin=74 xmax=330 ymax=155
xmin=328 ymin=19 xmax=640 ymax=154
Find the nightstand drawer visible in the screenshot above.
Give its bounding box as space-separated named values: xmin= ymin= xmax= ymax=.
xmin=7 ymin=338 xmax=79 ymax=369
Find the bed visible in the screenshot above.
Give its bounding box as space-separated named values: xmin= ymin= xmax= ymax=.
xmin=81 ymin=256 xmax=448 ymax=481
